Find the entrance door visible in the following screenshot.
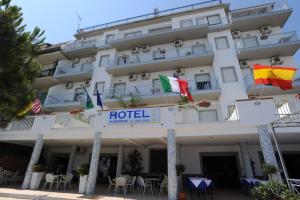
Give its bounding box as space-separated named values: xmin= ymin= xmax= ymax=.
xmin=49 ymin=154 xmax=69 ymax=174
xmin=150 ymin=149 xmax=167 ymax=174
xmin=284 ymin=154 xmax=300 ymax=178
xmin=202 ymin=155 xmax=240 ymax=188
xmin=97 ymin=154 xmax=118 ymax=183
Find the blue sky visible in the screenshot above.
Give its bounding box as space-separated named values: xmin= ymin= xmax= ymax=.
xmin=11 ymin=0 xmax=300 ymax=64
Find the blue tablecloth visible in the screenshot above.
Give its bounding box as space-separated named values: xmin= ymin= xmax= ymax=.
xmin=241 ymin=178 xmax=268 ymax=187
xmin=187 ymin=177 xmax=214 ymax=192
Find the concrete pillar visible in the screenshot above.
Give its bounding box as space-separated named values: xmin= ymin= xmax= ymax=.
xmin=21 ymin=134 xmax=44 ymax=189
xmin=167 ymin=129 xmax=177 ymax=200
xmin=116 ymin=145 xmax=124 ymax=177
xmin=240 ymin=143 xmax=254 ymax=178
xmin=176 ymin=144 xmax=181 ymax=164
xmin=257 ymin=125 xmax=282 ymax=181
xmin=66 ymin=146 xmax=77 ymax=174
xmin=86 ymin=132 xmax=102 ymax=195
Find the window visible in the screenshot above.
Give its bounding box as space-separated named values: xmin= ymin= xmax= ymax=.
xmin=227 ymin=105 xmax=239 ymax=121
xmin=153 ymin=49 xmax=166 ymax=60
xmin=192 ymin=44 xmax=206 ymax=55
xmin=196 ymin=17 xmax=206 ymax=25
xmin=199 ymin=110 xmax=218 ymax=122
xmin=207 ymin=14 xmax=221 ymax=25
xmin=180 ymin=19 xmax=193 ymax=28
xmin=195 ymin=74 xmax=211 ymax=90
xmin=148 ymin=26 xmax=172 ymax=34
xmin=124 ymin=31 xmax=142 ymax=39
xmin=277 ymin=102 xmax=291 ymax=118
xmin=215 ymin=36 xmax=229 ymax=50
xmin=152 ymin=79 xmax=162 ymax=94
xmin=81 ymin=62 xmax=92 ymax=71
xmin=242 ymin=36 xmax=259 ymax=48
xmin=99 ymin=55 xmax=110 ymax=66
xmin=221 ymin=67 xmax=238 ymax=83
xmin=94 ymin=82 xmax=105 ymax=95
xmin=113 ymin=83 xmax=126 ymax=97
xmin=105 ymin=34 xmax=115 ymax=43
xmin=117 ymin=55 xmax=129 ymax=65
xmin=73 ymin=87 xmax=85 ymax=102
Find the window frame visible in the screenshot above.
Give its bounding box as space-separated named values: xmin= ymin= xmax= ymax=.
xmin=194 ymin=73 xmax=211 ymax=90
xmin=221 ymin=66 xmax=238 ymax=83
xmin=207 ymin=14 xmax=222 ymax=26
xmin=99 ymin=55 xmax=110 ymax=67
xmin=93 ymin=81 xmax=105 ymax=95
xmin=180 ymin=19 xmax=193 ymax=28
xmin=215 ymin=36 xmax=230 ymax=50
xmin=105 ymin=34 xmax=115 ymax=43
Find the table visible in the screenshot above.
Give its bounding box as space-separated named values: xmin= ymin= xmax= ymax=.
xmin=188 ymin=177 xmax=214 ymax=200
xmin=241 ymin=178 xmax=268 ymax=186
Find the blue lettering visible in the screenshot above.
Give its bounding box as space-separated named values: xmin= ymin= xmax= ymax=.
xmin=118 ymin=111 xmax=126 ymax=119
xmin=142 ymin=110 xmax=150 ymax=118
xmin=109 ymin=111 xmax=117 ymax=119
xmin=134 ymin=110 xmax=141 ymax=118
xmin=127 ymin=110 xmax=134 ymax=118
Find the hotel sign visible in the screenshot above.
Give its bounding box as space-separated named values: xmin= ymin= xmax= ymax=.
xmin=107 ymin=108 xmax=160 ymax=124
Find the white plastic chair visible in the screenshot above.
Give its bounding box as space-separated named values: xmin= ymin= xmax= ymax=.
xmin=114 ymin=177 xmax=127 ymax=195
xmin=126 ymin=176 xmax=136 ymax=193
xmin=42 ymin=174 xmax=57 ymax=190
xmin=159 ymin=176 xmax=168 ymax=196
xmin=58 ymin=174 xmax=73 ymax=190
xmin=138 ymin=176 xmax=153 ymax=195
xmin=289 ymin=179 xmax=300 ymax=195
xmin=107 ymin=176 xmax=116 ymax=193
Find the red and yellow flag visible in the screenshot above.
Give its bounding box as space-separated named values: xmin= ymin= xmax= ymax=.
xmin=253 ymin=64 xmax=297 ymax=90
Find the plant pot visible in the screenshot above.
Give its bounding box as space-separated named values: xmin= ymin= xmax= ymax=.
xmin=178 ymin=192 xmax=187 ymax=200
xmin=30 ymin=172 xmax=44 ymax=190
xmin=78 ymin=175 xmax=88 ymax=194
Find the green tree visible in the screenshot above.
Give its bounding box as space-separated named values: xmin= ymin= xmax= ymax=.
xmin=0 ymin=0 xmax=45 ymax=128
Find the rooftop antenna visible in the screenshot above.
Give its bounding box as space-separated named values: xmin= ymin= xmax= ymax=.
xmin=76 ymin=12 xmax=82 ymax=31
xmin=153 ymin=7 xmax=159 ymax=17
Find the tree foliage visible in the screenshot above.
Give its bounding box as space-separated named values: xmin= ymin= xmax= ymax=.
xmin=0 ymin=0 xmax=45 ymax=128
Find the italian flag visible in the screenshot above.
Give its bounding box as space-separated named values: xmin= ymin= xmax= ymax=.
xmin=159 ymin=75 xmax=193 ymax=102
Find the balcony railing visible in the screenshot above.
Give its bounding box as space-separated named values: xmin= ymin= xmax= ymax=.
xmin=62 ymin=40 xmax=97 ymax=51
xmin=236 ymin=31 xmax=299 ymax=50
xmin=77 ymin=0 xmax=222 ymax=33
xmin=107 ymin=44 xmax=213 ymax=68
xmin=54 ymin=63 xmax=93 ymax=76
xmin=44 ymin=93 xmax=86 ymax=107
xmin=230 ymin=3 xmax=288 ymax=19
xmin=3 ymin=116 xmax=35 ymax=131
xmin=102 ymin=78 xmax=219 ymax=100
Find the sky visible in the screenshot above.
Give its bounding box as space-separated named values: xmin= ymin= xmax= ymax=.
xmin=11 ymin=0 xmax=300 ymax=64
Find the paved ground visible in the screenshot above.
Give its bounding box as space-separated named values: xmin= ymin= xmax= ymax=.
xmin=0 ymin=184 xmax=252 ymax=200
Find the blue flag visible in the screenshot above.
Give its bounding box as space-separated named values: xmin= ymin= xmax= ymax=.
xmin=96 ymin=89 xmax=103 ymax=110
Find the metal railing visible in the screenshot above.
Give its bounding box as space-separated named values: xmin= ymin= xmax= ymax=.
xmin=77 ymin=0 xmax=222 ymax=33
xmin=273 ymin=95 xmax=300 ymax=118
xmin=54 ymin=63 xmax=93 ymax=76
xmin=236 ymin=31 xmax=298 ymax=50
xmin=107 ymin=44 xmax=213 ymax=67
xmin=230 ymin=3 xmax=288 ymax=19
xmin=62 ymin=40 xmax=97 ymax=51
xmin=54 ymin=113 xmax=94 ymax=128
xmin=102 ymin=78 xmax=219 ymax=100
xmin=44 ymin=93 xmax=86 ymax=106
xmin=4 ymin=116 xmax=35 ymax=131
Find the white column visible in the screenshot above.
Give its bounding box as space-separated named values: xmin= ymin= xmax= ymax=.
xmin=66 ymin=146 xmax=77 ymax=174
xmin=167 ymin=129 xmax=177 ymax=200
xmin=240 ymin=143 xmax=253 ymax=178
xmin=257 ymin=125 xmax=282 ymax=181
xmin=86 ymin=132 xmax=102 ymax=195
xmin=22 ymin=134 xmax=44 ymax=189
xmin=116 ymin=145 xmax=124 ymax=177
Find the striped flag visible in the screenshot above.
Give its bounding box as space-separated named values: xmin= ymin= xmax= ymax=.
xmin=31 ymin=98 xmax=42 ymax=114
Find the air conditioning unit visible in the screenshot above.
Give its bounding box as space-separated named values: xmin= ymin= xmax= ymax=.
xmin=65 ymin=82 xmax=73 ymax=89
xmin=129 ymin=73 xmax=138 ymax=81
xmin=131 ymin=46 xmax=139 ymax=54
xmin=174 ymin=40 xmax=183 ymax=48
xmin=142 ymin=45 xmax=150 ymax=53
xmin=72 ymin=58 xmax=80 ymax=64
xmin=239 ymin=60 xmax=249 ymax=69
xmin=175 ymin=68 xmax=185 ymax=76
xmin=271 ymin=56 xmax=283 ymax=65
xmin=261 ymin=26 xmax=272 ymax=35
xmin=141 ymin=72 xmax=150 ymax=80
xmin=85 ymin=80 xmax=91 ymax=87
xmin=76 ymin=147 xmax=86 ymax=154
xmin=232 ymin=31 xmax=241 ymax=39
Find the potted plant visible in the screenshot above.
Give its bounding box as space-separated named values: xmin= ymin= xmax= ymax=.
xmin=124 ymin=150 xmax=143 ymax=176
xmin=30 ymin=163 xmax=45 ymax=189
xmin=176 ymin=164 xmax=186 ymax=200
xmin=76 ymin=164 xmax=89 ymax=194
xmin=262 ymin=164 xmax=278 ymax=181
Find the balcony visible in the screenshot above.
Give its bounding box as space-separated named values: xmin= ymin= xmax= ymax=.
xmin=230 ymin=3 xmax=292 ymax=31
xmin=102 ymin=78 xmax=220 ymax=106
xmin=244 ymin=74 xmax=300 ymax=96
xmin=236 ymin=31 xmax=300 ymax=60
xmin=33 ymin=67 xmax=60 ymax=88
xmin=61 ymin=40 xmax=99 ymax=58
xmin=54 ymin=63 xmax=93 ymax=82
xmin=44 ymin=93 xmax=85 ymax=111
xmin=105 ymin=44 xmax=214 ymax=76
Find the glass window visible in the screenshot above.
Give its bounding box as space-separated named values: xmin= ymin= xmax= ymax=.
xmin=192 ymin=44 xmax=206 ymax=55
xmin=73 ymin=87 xmax=85 ymax=102
xmin=148 ymin=26 xmax=172 ymax=34
xmin=99 ymin=55 xmax=110 ymax=66
xmin=117 ymin=55 xmax=129 ymax=65
xmin=152 ymin=79 xmax=162 ymax=94
xmin=242 ymin=36 xmax=259 ymax=48
xmin=207 ymin=14 xmax=221 ymax=25
xmin=215 ymin=36 xmax=229 ymax=50
xmin=196 ymin=17 xmax=206 ymax=25
xmin=195 ymin=74 xmax=211 ymax=90
xmin=180 ymin=19 xmax=193 ymax=28
xmin=124 ymin=31 xmax=142 ymax=39
xmin=94 ymin=82 xmax=105 ymax=95
xmin=199 ymin=110 xmax=218 ymax=122
xmin=153 ymin=49 xmax=165 ymax=60
xmin=113 ymin=83 xmax=126 ymax=97
xmin=105 ymin=34 xmax=115 ymax=43
xmin=227 ymin=105 xmax=239 ymax=121
xmin=221 ymin=66 xmax=238 ymax=83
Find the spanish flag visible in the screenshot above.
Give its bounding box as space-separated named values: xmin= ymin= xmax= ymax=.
xmin=253 ymin=64 xmax=297 ymax=90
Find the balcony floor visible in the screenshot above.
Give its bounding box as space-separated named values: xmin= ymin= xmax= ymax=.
xmin=33 ymin=76 xmax=60 ymax=89
xmin=62 ymin=46 xmax=97 ymax=59
xmin=54 ymin=72 xmax=93 ymax=83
